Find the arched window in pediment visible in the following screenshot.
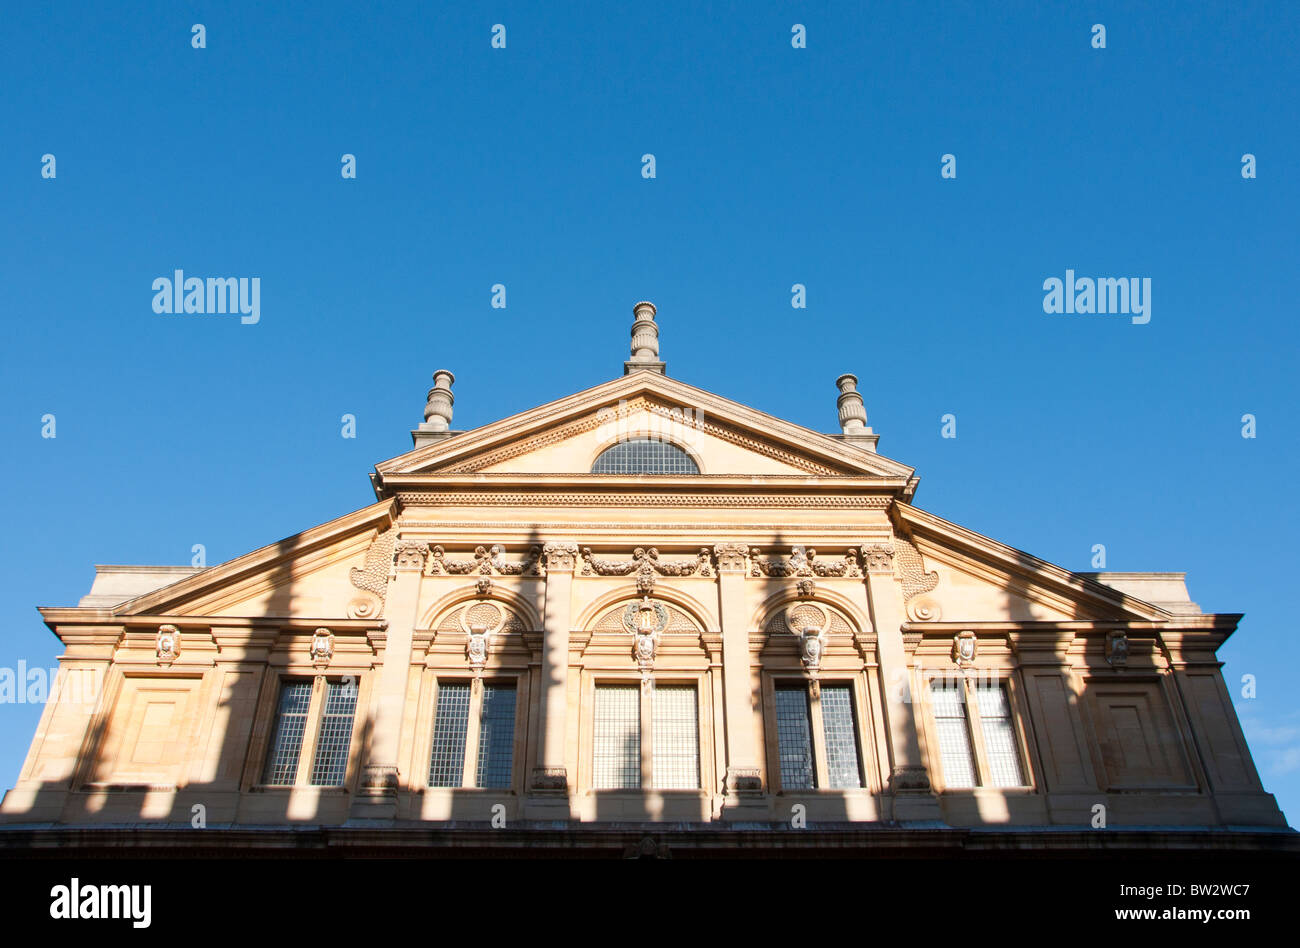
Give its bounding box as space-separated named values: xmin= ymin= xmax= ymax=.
xmin=591 ymin=438 xmax=699 ymax=475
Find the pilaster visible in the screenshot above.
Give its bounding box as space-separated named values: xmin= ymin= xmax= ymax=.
xmin=860 ymin=542 xmax=941 ymax=822
xmin=714 ymin=543 xmax=765 ymax=819
xmin=524 ymin=541 xmax=578 ymax=820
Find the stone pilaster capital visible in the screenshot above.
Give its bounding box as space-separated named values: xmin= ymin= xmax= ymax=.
xmin=861 ymin=542 xmax=896 ymax=574
xmin=713 ymin=543 xmax=750 ymax=574
xmin=542 ymin=542 xmax=580 ymax=573
xmin=393 ymin=539 xmax=429 ymax=571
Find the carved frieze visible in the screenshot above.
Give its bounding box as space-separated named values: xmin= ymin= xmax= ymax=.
xmin=580 ymin=546 xmax=713 ymax=580
xmin=425 ymin=543 xmax=543 ymax=577
xmin=750 ymin=546 xmax=862 ymax=578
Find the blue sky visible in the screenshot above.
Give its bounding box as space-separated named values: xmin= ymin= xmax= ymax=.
xmin=1 ymin=1 xmax=1297 ymax=822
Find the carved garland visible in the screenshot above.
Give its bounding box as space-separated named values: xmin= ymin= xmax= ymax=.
xmin=749 ymin=547 xmax=862 ymax=578
xmin=425 ymin=544 xmax=543 ymax=577
xmin=580 ymin=546 xmax=714 ymax=580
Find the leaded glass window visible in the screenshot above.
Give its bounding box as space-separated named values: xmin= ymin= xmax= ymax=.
xmin=821 ymin=685 xmax=863 ymax=789
xmin=593 ymin=684 xmax=641 ymax=789
xmin=930 ymin=679 xmax=976 ymax=789
xmin=651 ymin=685 xmax=700 ymax=789
xmin=428 ymin=682 xmax=471 ymax=787
xmin=591 ymin=439 xmax=699 ymax=474
xmin=975 ymin=682 xmax=1026 ymax=787
xmin=775 ymin=686 xmax=816 ymax=790
xmin=474 ymin=684 xmax=517 ymax=789
xmin=309 ymin=678 xmax=358 ymax=785
xmin=262 ymin=680 xmax=312 ymax=785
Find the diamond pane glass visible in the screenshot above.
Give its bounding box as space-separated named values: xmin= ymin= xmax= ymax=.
xmin=474 ymin=684 xmax=517 ymax=789
xmin=428 ymin=682 xmax=471 ymax=787
xmin=262 ymin=680 xmax=312 ymax=785
xmin=931 ymin=680 xmax=976 ymax=789
xmin=652 ymin=685 xmax=699 ymax=789
xmin=591 ymin=439 xmax=699 ymax=474
xmin=975 ymin=682 xmax=1026 ymax=787
xmin=594 ymin=685 xmax=641 ymax=789
xmin=775 ymin=686 xmax=815 ymax=790
xmin=310 ymin=679 xmax=358 ymax=786
xmin=821 ymin=685 xmax=863 ymax=789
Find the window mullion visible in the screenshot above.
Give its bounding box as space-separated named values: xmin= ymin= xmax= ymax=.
xmin=463 ymin=679 xmax=485 ymax=787
xmin=808 ymin=682 xmax=830 ymax=790
xmin=296 ymin=675 xmax=327 ymax=786
xmin=640 ymin=680 xmax=654 ymax=789
xmin=965 ymin=676 xmax=992 ymax=787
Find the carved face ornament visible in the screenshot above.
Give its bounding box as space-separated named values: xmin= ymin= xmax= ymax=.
xmin=782 ymin=603 xmax=832 ymax=674
xmin=458 ymin=599 xmax=507 ymax=672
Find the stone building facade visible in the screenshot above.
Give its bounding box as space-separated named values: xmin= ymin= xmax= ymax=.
xmin=1 ymin=302 xmax=1288 ymax=850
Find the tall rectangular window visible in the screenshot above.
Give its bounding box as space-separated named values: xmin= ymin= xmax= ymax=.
xmin=309 ymin=679 xmax=358 ymax=786
xmin=775 ymin=686 xmax=816 ymax=790
xmin=652 ymin=685 xmax=700 ymax=789
xmin=428 ymin=682 xmax=471 ymax=787
xmin=262 ymin=680 xmax=312 ymax=786
xmin=593 ymin=684 xmax=641 ymax=789
xmin=474 ymin=684 xmax=517 ymax=789
xmin=975 ymin=682 xmax=1026 ymax=787
xmin=821 ymin=685 xmax=863 ymax=789
xmin=930 ymin=680 xmax=977 ymax=789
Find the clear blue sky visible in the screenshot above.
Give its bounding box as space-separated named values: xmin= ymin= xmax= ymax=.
xmin=1 ymin=1 xmax=1296 ymax=823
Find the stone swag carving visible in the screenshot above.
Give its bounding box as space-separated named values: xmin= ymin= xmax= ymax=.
xmin=580 ymin=546 xmax=713 ymax=578
xmin=427 ymin=544 xmax=542 ymax=577
xmin=750 ymin=546 xmax=862 ymax=578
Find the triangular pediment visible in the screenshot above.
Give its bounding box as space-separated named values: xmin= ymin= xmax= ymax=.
xmin=893 ymin=503 xmax=1174 ymax=623
xmin=57 ymin=501 xmax=399 ymax=621
xmin=374 ymin=373 xmax=915 ymax=488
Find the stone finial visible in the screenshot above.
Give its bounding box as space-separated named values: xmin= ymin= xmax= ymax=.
xmin=412 ymin=370 xmax=455 ymax=447
xmin=836 ymin=374 xmax=867 ymax=434
xmin=625 ymin=301 xmax=666 ymax=375
xmin=424 ymin=370 xmax=455 ymax=430
xmin=835 ymin=373 xmax=878 ymax=451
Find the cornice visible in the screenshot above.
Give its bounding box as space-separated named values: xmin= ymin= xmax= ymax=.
xmin=373 ymin=373 xmax=915 ymax=484
xmin=893 ymin=502 xmax=1173 ymax=623
xmin=94 ymin=499 xmax=397 ymax=621
xmin=395 ymin=491 xmax=894 ymax=509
